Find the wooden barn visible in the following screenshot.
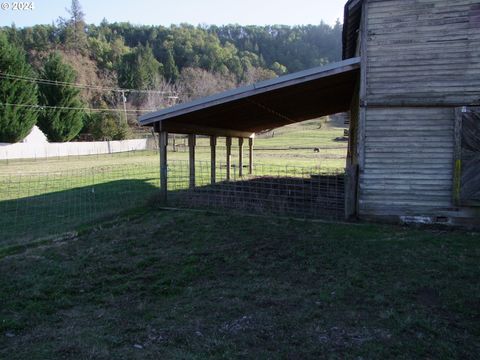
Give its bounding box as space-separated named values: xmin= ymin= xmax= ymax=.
xmin=139 ymin=0 xmax=480 ymax=226
xmin=343 ymin=0 xmax=480 ymax=225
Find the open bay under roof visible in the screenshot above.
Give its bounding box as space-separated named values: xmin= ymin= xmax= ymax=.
xmin=139 ymin=57 xmax=360 ymax=138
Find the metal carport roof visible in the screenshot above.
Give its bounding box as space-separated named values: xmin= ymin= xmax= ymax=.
xmin=139 ymin=57 xmax=360 ymax=137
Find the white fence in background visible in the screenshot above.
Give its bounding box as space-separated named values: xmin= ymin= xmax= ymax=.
xmin=0 ymin=138 xmax=157 ymax=160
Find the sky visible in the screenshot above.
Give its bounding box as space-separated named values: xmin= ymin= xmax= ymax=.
xmin=0 ymin=0 xmax=346 ymax=28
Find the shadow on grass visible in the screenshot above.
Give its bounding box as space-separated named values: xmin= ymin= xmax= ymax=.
xmin=0 ymin=179 xmax=159 ymax=247
xmin=1 ymin=205 xmax=478 ymax=359
xmin=1 ymin=173 xmax=345 ymax=249
xmin=166 ymin=174 xmax=345 ymax=220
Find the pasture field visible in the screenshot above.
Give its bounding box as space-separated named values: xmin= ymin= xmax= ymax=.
xmin=0 ymin=209 xmax=479 ymax=359
xmin=0 ymin=120 xmax=347 ymax=244
xmin=0 ymin=120 xmax=346 ymax=175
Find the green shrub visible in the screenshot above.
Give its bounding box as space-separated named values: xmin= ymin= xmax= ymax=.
xmin=84 ymin=111 xmax=131 ymax=140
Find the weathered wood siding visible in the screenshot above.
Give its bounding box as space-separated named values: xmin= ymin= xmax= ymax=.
xmin=357 ymin=0 xmax=480 ymax=218
xmin=459 ymin=109 xmax=480 ymax=206
xmin=360 ymin=107 xmax=454 ymax=215
xmin=366 ymin=0 xmax=480 ymax=106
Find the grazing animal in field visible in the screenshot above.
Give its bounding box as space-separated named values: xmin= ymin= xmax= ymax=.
xmin=314 ymin=148 xmax=320 ymax=153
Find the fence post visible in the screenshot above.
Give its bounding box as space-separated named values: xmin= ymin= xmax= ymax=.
xmin=188 ymin=134 xmax=196 ymax=189
xmin=238 ymin=138 xmax=244 ymax=177
xmin=226 ymin=137 xmax=232 ymax=181
xmin=159 ymin=130 xmax=168 ymax=203
xmin=210 ymin=136 xmax=217 ymax=184
xmin=248 ymin=137 xmax=254 ymax=175
xmin=344 ymin=164 xmax=358 ymax=220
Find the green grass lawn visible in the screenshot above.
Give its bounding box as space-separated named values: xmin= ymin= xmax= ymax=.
xmin=0 ymin=119 xmax=347 ymax=176
xmin=0 ymin=120 xmax=478 ymax=358
xmin=0 ymin=119 xmax=347 ymax=244
xmin=0 ymin=208 xmax=479 ymax=359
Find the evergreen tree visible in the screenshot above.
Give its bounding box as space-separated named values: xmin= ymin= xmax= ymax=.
xmin=0 ymin=34 xmax=38 ymax=143
xmin=137 ymin=44 xmax=162 ymax=89
xmin=118 ymin=44 xmax=162 ymax=90
xmin=61 ymin=0 xmax=87 ymax=51
xmin=163 ymin=48 xmax=179 ymax=82
xmin=37 ymin=52 xmax=85 ymax=142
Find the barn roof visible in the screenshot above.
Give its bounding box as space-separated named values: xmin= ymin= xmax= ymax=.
xmin=343 ymin=0 xmax=364 ymax=59
xmin=139 ymin=57 xmax=360 ymax=137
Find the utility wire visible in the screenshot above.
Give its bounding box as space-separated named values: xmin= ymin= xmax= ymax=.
xmin=0 ymin=72 xmax=179 ymax=96
xmin=0 ymin=102 xmax=156 ymax=113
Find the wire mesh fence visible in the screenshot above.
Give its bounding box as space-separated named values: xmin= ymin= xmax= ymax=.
xmin=167 ymin=161 xmax=345 ymax=220
xmin=0 ymin=164 xmax=160 ymax=246
xmin=0 ymin=158 xmax=345 ymax=247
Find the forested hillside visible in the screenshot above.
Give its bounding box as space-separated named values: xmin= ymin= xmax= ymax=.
xmin=0 ymin=0 xmax=342 ymax=142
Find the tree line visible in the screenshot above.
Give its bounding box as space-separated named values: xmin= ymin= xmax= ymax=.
xmin=0 ymin=0 xmax=342 ymax=143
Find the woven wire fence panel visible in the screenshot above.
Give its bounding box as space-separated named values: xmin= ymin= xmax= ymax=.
xmin=1 ymin=158 xmax=344 ymax=246
xmin=0 ymin=163 xmax=159 ymax=246
xmin=167 ymin=161 xmax=345 ymax=220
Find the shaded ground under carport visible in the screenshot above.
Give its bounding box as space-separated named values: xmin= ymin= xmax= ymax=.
xmin=171 ymin=174 xmax=345 ymax=219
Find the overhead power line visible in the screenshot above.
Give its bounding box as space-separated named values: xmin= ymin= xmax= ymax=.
xmin=0 ymin=102 xmax=156 ymax=113
xmin=0 ymin=72 xmax=179 ymax=96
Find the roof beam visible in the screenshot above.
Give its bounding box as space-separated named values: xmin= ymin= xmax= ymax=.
xmin=157 ymin=122 xmax=255 ymax=138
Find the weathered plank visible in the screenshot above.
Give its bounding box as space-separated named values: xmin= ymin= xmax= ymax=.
xmin=459 ymin=109 xmax=480 ymax=205
xmin=453 ymin=108 xmax=463 ymax=205
xmin=360 ymin=106 xmax=455 ymax=216
xmin=365 ymin=0 xmax=480 ymax=105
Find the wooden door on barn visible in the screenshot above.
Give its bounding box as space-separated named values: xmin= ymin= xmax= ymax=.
xmin=454 ymin=107 xmax=480 ymax=206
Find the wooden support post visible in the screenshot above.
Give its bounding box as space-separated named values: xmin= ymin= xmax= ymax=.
xmin=210 ymin=136 xmax=217 ymax=184
xmin=226 ymin=137 xmax=232 ymax=181
xmin=238 ymin=138 xmax=244 ymax=177
xmin=453 ymin=107 xmax=463 ymax=206
xmin=345 ymin=164 xmax=358 ymax=220
xmin=248 ymin=137 xmax=254 ymax=175
xmin=159 ymin=130 xmax=168 ymax=203
xmin=188 ymin=134 xmax=196 ymax=189
xmin=172 ymin=134 xmax=177 ymax=152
